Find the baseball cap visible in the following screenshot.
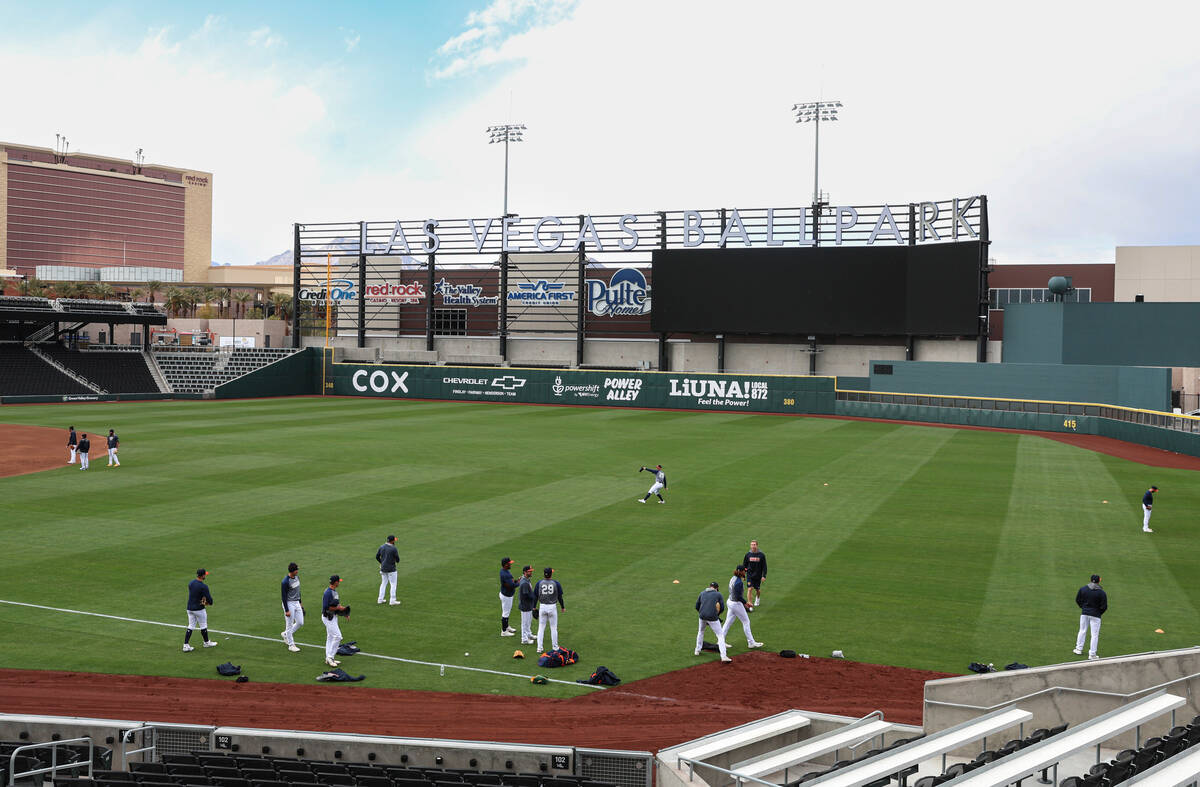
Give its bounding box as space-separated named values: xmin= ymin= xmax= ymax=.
xmin=1150 ymin=485 xmax=1159 ymax=490
xmin=196 ymin=568 xmax=208 ymax=578
xmin=734 ymin=564 xmax=746 ymax=572
xmin=543 ymin=567 xmax=553 ymax=577
xmin=522 ymin=565 xmax=532 ymax=572
xmin=1090 ymin=574 xmax=1101 ymax=582
xmin=288 ymin=562 xmax=299 ymax=572
xmin=656 ymin=464 xmax=662 ymax=468
xmin=501 ymin=557 xmax=512 ymax=566
xmin=329 ymin=574 xmax=341 ymax=583
xmin=709 ymin=581 xmax=719 ymax=589
xmin=387 ymin=534 xmax=396 ymax=542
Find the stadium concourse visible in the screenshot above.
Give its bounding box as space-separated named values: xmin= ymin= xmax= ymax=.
xmin=0 ymin=657 xmax=945 ymax=752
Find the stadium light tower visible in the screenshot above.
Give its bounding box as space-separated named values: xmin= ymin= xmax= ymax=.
xmin=486 ymin=123 xmax=526 ymax=217
xmin=792 ymin=101 xmax=842 ymax=205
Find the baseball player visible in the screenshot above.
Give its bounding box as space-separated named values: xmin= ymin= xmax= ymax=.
xmin=743 ymin=540 xmax=767 ymax=606
xmin=76 ymin=433 xmax=90 ymax=471
xmin=517 ymin=565 xmax=536 ymax=644
xmin=535 ymin=567 xmax=565 ymax=653
xmin=722 ymin=565 xmax=763 ymax=649
xmin=67 ymin=426 xmax=77 ymax=464
xmin=1073 ymin=573 xmax=1107 ymax=659
xmin=499 ymin=557 xmax=517 ymax=637
xmin=322 ymin=575 xmax=348 ymax=668
xmin=695 ymin=581 xmax=731 ymax=662
xmin=105 ymin=429 xmax=120 ymax=467
xmin=637 ymin=464 xmax=667 ymax=503
xmin=1142 ymin=486 xmax=1158 ymax=533
xmin=376 ymin=535 xmax=400 ymax=605
xmin=182 ymin=568 xmax=217 ymax=652
xmin=280 ymin=562 xmax=303 ymax=653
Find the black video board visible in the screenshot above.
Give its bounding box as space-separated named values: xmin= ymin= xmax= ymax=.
xmin=650 ymin=241 xmax=982 ymax=336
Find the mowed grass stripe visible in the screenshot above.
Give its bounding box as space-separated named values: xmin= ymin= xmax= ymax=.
xmin=787 ymin=428 xmax=1017 ymax=668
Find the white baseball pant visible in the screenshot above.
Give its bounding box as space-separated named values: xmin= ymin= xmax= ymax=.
xmin=69 ymin=445 xmax=76 ymax=463
xmin=1143 ymin=505 xmax=1153 ymax=530
xmin=322 ymin=614 xmax=342 ymax=661
xmin=283 ymin=601 xmax=304 ymax=645
xmin=500 ymin=593 xmax=513 ymax=617
xmin=520 ymin=609 xmax=533 ymax=642
xmin=1076 ymin=614 xmax=1101 ymax=657
xmin=722 ymin=600 xmax=756 ymax=644
xmin=107 ymin=448 xmax=120 ymax=466
xmin=697 ymin=618 xmax=728 ymax=658
xmin=186 ymin=609 xmax=208 ymax=630
xmin=79 ymin=452 xmax=89 ymax=469
xmin=536 ymin=603 xmax=559 ymax=652
xmin=647 ymin=481 xmax=664 ymax=495
xmin=378 ymin=570 xmax=397 ymax=603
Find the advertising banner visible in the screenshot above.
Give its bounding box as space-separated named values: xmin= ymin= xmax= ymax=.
xmin=326 ymin=363 xmax=835 ymax=415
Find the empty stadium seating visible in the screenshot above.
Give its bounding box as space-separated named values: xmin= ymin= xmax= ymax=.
xmin=58 ymin=299 xmax=131 ymax=314
xmin=40 ymin=345 xmax=162 ymax=394
xmin=152 ymin=348 xmax=298 ymax=393
xmin=0 ymin=344 xmax=94 ymax=395
xmin=55 ymin=750 xmax=618 ymax=787
xmin=0 ymin=295 xmax=54 ymax=311
xmin=0 ymin=739 xmax=110 ymax=783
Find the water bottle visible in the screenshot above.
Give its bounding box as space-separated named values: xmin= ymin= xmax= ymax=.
xmin=439 ymin=665 xmax=445 ymax=677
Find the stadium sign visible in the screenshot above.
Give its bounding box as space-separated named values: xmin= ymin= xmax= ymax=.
xmin=508 ymin=280 xmax=576 ymax=306
xmin=298 ymin=279 xmax=426 ymax=304
xmin=587 ymin=268 xmax=651 ymax=317
xmin=345 ymin=196 xmax=982 ymax=256
xmin=434 ymin=278 xmax=499 ymax=307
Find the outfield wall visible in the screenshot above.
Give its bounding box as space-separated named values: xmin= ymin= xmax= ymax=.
xmin=321 ymin=359 xmax=835 ymax=414
xmin=865 ymin=360 xmax=1170 ymax=412
xmin=213 ymin=348 xmax=318 ymax=399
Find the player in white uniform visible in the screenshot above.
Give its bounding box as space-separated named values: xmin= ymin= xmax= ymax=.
xmin=535 ymin=567 xmax=565 ymax=653
xmin=722 ymin=565 xmax=763 ymax=649
xmin=280 ymin=562 xmax=304 ymax=652
xmin=321 ymin=575 xmax=347 ymax=667
xmin=106 ymin=429 xmax=121 ymax=467
xmin=637 ymin=464 xmax=667 ymax=503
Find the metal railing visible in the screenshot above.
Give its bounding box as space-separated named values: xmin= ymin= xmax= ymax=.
xmin=675 ymin=756 xmax=780 ymax=787
xmin=837 ymin=389 xmax=1200 ymax=434
xmin=7 ymin=736 xmax=93 ymax=786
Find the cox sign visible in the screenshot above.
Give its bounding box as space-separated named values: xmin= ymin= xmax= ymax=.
xmin=351 ymin=369 xmax=409 ymax=394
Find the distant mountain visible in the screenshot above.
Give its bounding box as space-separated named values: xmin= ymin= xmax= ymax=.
xmin=257 ymin=250 xmax=292 ymax=266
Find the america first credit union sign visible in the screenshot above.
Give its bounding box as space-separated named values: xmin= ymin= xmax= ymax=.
xmin=311 ymin=196 xmax=984 ymax=258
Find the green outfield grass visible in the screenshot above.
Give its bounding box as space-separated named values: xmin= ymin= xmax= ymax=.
xmin=0 ymin=397 xmax=1197 ymax=697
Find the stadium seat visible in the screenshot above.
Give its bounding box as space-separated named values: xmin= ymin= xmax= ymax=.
xmin=356 ymin=776 xmax=392 ymax=787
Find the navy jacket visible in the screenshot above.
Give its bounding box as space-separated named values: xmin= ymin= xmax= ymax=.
xmin=187 ymin=579 xmax=213 ymax=611
xmin=376 ymin=542 xmax=399 ymax=572
xmin=1076 ymin=583 xmax=1108 ymax=617
xmin=500 ymin=568 xmax=516 ymax=597
xmin=1143 ymin=489 xmax=1155 ymax=507
xmin=518 ymin=576 xmax=536 ymax=612
xmin=696 ymin=588 xmax=724 ymax=621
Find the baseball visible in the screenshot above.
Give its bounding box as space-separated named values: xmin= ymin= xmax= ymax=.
xmin=464 ymin=652 xmax=470 ymax=656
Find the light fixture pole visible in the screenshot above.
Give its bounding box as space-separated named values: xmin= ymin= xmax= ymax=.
xmin=486 ymin=124 xmax=526 ymax=216
xmin=792 ymin=101 xmax=842 ymax=205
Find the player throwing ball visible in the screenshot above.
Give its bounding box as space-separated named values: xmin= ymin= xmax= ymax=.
xmin=637 ymin=464 xmax=667 ymax=504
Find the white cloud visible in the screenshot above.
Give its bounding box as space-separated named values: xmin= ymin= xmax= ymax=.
xmin=247 ymin=26 xmax=283 ymax=49
xmin=340 ymin=27 xmax=360 ymax=53
xmin=438 ymin=26 xmax=489 ymax=55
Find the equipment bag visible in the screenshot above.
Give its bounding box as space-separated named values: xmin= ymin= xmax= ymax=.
xmin=316 ymin=667 xmax=365 ymax=682
xmin=577 ymin=665 xmax=621 ymax=685
xmin=537 ymin=647 xmax=579 ymax=668
xmin=216 ymin=662 xmax=242 ymax=676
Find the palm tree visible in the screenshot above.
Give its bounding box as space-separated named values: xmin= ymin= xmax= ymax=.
xmin=95 ymin=282 xmax=116 ymax=301
xmin=145 ymin=280 xmax=162 ymax=304
xmin=75 ymin=281 xmax=96 ymax=299
xmin=184 ymin=287 xmax=204 ymax=317
xmin=233 ymin=290 xmax=253 ymax=318
xmin=165 ymin=287 xmax=186 ymax=317
xmin=201 ymin=286 xmax=218 ymax=314
xmin=16 ymin=278 xmax=46 ymax=297
xmin=130 ymin=288 xmax=145 ymax=303
xmin=271 ymin=292 xmax=292 ymax=324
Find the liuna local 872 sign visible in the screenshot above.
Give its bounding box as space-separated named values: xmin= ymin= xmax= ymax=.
xmin=301 ymin=196 xmax=984 ymax=257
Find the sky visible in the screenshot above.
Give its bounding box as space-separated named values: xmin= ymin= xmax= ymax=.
xmin=2 ymin=0 xmax=1199 ymax=265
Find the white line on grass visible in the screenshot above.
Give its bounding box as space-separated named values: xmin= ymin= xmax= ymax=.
xmin=0 ymin=599 xmax=600 ymax=690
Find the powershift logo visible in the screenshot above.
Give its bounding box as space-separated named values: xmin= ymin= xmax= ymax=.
xmin=551 ymin=375 xmax=601 ymax=399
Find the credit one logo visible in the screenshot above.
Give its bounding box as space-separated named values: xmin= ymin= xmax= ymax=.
xmin=586 ymin=268 xmax=651 ymax=317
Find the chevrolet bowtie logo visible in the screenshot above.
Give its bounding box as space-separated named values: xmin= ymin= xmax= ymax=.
xmin=491 ymin=376 xmax=527 ymax=391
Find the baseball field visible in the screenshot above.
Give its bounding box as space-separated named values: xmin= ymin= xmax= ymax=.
xmin=0 ymin=396 xmax=1197 ymax=700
